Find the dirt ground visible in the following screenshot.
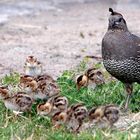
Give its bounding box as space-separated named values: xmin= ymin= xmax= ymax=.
xmin=0 ymin=0 xmax=140 ymax=79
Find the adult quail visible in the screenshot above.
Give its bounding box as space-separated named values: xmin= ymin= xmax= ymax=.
xmin=102 ymin=8 xmax=140 ymax=110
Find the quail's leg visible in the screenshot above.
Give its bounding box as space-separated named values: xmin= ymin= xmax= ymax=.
xmin=124 ymin=83 xmax=133 ymax=111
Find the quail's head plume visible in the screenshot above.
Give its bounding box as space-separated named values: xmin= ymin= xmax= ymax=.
xmin=102 ymin=8 xmax=140 ymax=110
xmin=108 ymin=8 xmax=128 ymax=31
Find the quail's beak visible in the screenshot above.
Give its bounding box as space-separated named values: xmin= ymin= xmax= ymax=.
xmin=114 ymin=21 xmax=120 ymax=25
xmin=112 ymin=21 xmax=120 ymax=27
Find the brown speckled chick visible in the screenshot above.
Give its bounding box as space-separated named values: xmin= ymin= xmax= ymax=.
xmin=76 ymin=68 xmax=105 ymax=90
xmin=20 ymin=75 xmax=60 ymax=100
xmin=51 ymin=103 xmax=88 ymax=132
xmin=66 ymin=103 xmax=88 ymax=132
xmin=37 ymin=95 xmax=69 ymax=116
xmin=0 ymin=87 xmax=33 ymax=114
xmin=89 ymin=104 xmax=120 ymax=128
xmin=24 ymin=56 xmax=43 ymax=77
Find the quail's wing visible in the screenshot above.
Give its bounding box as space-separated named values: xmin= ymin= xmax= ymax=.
xmin=129 ymin=34 xmax=140 ymax=61
xmin=102 ymin=31 xmax=140 ymax=60
xmin=131 ymin=34 xmax=140 ymax=44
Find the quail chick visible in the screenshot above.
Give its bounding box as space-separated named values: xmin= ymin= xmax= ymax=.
xmin=20 ymin=71 xmax=60 ymax=100
xmin=22 ymin=79 xmax=38 ymax=93
xmin=102 ymin=8 xmax=140 ymax=110
xmin=37 ymin=102 xmax=53 ymax=116
xmin=86 ymin=68 xmax=105 ymax=89
xmin=104 ymin=105 xmax=120 ymax=127
xmin=24 ymin=56 xmax=43 ymax=76
xmin=19 ymin=73 xmax=54 ymax=88
xmin=48 ymin=95 xmax=69 ymax=112
xmin=88 ymin=106 xmax=105 ymax=123
xmin=89 ymin=104 xmax=120 ymax=128
xmin=66 ymin=103 xmax=88 ymax=132
xmin=38 ymin=79 xmax=60 ymax=100
xmin=21 ymin=78 xmax=60 ymax=100
xmin=51 ymin=111 xmax=68 ymax=129
xmin=0 ymin=86 xmax=9 ymax=99
xmin=0 ymin=87 xmax=33 ymax=114
xmin=37 ymin=95 xmax=68 ymax=116
xmin=76 ymin=74 xmax=88 ymax=90
xmin=76 ymin=68 xmax=105 ymax=90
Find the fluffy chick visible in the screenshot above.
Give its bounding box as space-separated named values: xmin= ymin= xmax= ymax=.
xmin=66 ymin=103 xmax=88 ymax=132
xmin=48 ymin=95 xmax=69 ymax=111
xmin=104 ymin=105 xmax=120 ymax=127
xmin=76 ymin=67 xmax=105 ymax=90
xmin=21 ymin=77 xmax=60 ymax=100
xmin=37 ymin=95 xmax=69 ymax=116
xmin=76 ymin=75 xmax=88 ymax=90
xmin=86 ymin=68 xmax=105 ymax=87
xmin=0 ymin=87 xmax=33 ymax=114
xmin=37 ymin=102 xmax=53 ymax=116
xmin=51 ymin=111 xmax=68 ymax=129
xmin=24 ymin=56 xmax=43 ymax=76
xmin=88 ymin=104 xmax=120 ymax=128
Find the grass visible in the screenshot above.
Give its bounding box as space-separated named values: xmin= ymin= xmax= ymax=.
xmin=0 ymin=61 xmax=140 ymax=140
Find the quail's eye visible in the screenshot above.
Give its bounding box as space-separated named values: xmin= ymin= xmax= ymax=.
xmin=27 ymin=85 xmax=30 ymax=87
xmin=118 ymin=18 xmax=122 ymax=22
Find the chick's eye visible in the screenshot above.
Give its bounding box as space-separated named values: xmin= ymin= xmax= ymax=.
xmin=106 ymin=111 xmax=111 ymax=114
xmin=114 ymin=110 xmax=119 ymax=114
